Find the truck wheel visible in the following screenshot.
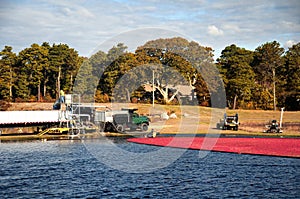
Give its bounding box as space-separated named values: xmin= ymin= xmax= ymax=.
xmin=105 ymin=123 xmax=114 ymax=132
xmin=116 ymin=125 xmax=124 ymax=133
xmin=141 ymin=123 xmax=148 ymax=131
xmin=98 ymin=122 xmax=105 ymax=132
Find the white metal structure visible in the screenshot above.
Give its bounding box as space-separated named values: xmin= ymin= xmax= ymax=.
xmin=0 ymin=110 xmax=66 ymax=125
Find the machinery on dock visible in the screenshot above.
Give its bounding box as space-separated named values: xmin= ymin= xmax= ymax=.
xmin=0 ymin=94 xmax=150 ymax=136
xmin=0 ymin=94 xmax=100 ymax=136
xmin=38 ymin=127 xmax=71 ymax=136
xmin=52 ymin=95 xmax=150 ymax=133
xmin=216 ymin=113 xmax=239 ymax=131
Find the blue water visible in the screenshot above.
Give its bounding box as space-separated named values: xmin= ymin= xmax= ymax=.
xmin=0 ymin=138 xmax=299 ymax=198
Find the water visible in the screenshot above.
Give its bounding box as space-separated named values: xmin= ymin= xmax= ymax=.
xmin=0 ymin=138 xmax=299 ymax=198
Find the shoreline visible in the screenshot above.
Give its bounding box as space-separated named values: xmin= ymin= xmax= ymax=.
xmin=1 ymin=131 xmax=299 ymax=142
xmin=1 ymin=103 xmax=299 ymax=141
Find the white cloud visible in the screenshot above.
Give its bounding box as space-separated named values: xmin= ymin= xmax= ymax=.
xmin=285 ymin=40 xmax=297 ymax=48
xmin=207 ymin=25 xmax=224 ymax=36
xmin=223 ymin=24 xmax=241 ymax=33
xmin=76 ymin=7 xmax=95 ymax=18
xmin=0 ymin=0 xmax=299 ymax=58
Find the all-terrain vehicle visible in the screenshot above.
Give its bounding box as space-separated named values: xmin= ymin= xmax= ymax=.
xmin=263 ymin=120 xmax=283 ymax=133
xmin=216 ymin=113 xmax=239 ymax=131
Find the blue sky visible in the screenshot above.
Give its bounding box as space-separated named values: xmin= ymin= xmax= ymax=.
xmin=0 ymin=0 xmax=299 ymax=59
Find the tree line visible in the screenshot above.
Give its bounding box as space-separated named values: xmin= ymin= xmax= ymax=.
xmin=0 ymin=43 xmax=83 ymax=102
xmin=0 ymin=37 xmax=299 ymax=110
xmin=217 ymin=41 xmax=299 ymax=111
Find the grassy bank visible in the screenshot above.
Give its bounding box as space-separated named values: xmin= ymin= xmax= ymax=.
xmin=3 ymin=103 xmax=300 ymax=137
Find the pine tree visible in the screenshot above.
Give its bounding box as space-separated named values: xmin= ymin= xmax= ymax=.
xmin=217 ymin=45 xmax=255 ymax=109
xmin=253 ymin=41 xmax=284 ymax=110
xmin=0 ymin=46 xmax=17 ymax=101
xmin=283 ymin=42 xmax=300 ymax=110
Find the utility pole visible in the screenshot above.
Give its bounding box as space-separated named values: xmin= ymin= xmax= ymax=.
xmin=273 ymin=67 xmax=276 ymax=111
xmin=152 ymin=69 xmax=155 ymax=107
xmin=280 ymin=107 xmax=284 ymax=128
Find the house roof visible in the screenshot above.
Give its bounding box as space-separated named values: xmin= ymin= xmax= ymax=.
xmin=143 ymin=83 xmax=194 ymax=96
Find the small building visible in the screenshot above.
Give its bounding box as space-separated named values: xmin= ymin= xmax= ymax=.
xmin=142 ymin=83 xmax=197 ymax=104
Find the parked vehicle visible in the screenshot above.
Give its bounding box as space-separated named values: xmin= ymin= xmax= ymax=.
xmin=216 ymin=113 xmax=239 ymax=131
xmin=263 ymin=120 xmax=283 ymax=133
xmin=95 ymin=108 xmax=150 ymax=133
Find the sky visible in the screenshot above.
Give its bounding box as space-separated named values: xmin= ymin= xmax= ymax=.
xmin=0 ymin=0 xmax=299 ymax=59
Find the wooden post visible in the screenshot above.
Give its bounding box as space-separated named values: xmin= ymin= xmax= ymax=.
xmin=152 ymin=69 xmax=155 ymax=108
xmin=280 ymin=107 xmax=284 ymax=128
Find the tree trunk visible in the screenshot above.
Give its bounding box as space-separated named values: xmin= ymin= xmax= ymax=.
xmin=43 ymin=79 xmax=47 ymax=97
xmin=233 ymin=95 xmax=237 ymax=110
xmin=70 ymin=74 xmax=73 ymax=92
xmin=57 ymin=66 xmax=61 ymax=99
xmin=9 ymin=67 xmax=12 ymax=100
xmin=38 ymin=82 xmax=41 ymax=102
xmin=273 ymin=68 xmax=276 ymax=111
xmin=168 ymin=90 xmax=179 ymax=103
xmin=164 ymin=86 xmax=169 ymax=103
xmin=125 ymin=88 xmax=130 ymax=102
xmin=155 ymin=86 xmax=167 ymax=103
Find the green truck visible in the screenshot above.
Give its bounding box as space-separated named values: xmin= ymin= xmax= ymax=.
xmin=95 ymin=108 xmax=150 ymax=133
